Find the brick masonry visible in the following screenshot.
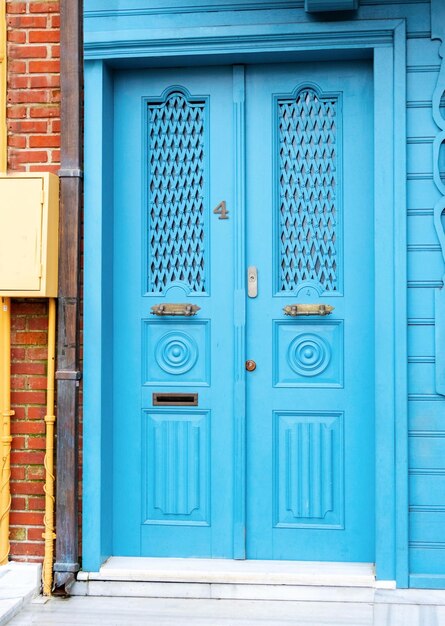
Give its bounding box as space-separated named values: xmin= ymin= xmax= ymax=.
xmin=6 ymin=0 xmax=60 ymax=562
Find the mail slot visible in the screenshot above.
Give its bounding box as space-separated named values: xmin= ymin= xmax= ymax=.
xmin=153 ymin=393 xmax=198 ymax=406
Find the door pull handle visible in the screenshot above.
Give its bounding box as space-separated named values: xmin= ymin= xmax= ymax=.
xmin=283 ymin=304 xmax=334 ymax=317
xmin=151 ymin=303 xmax=201 ymax=317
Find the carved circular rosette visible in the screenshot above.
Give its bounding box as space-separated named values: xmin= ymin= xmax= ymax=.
xmin=155 ymin=331 xmax=198 ymax=375
xmin=287 ymin=333 xmax=331 ymax=377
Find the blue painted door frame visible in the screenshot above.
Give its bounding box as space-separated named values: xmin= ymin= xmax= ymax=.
xmin=83 ymin=18 xmax=407 ymax=584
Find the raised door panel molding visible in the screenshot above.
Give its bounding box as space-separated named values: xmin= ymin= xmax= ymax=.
xmin=273 ymin=411 xmax=344 ymax=529
xmin=142 ymin=319 xmax=210 ymax=386
xmin=143 ymin=410 xmax=210 ymax=526
xmin=273 ymin=320 xmax=343 ymax=388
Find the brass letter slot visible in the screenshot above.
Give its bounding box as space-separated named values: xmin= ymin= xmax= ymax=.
xmin=152 ymin=393 xmax=198 ymax=406
xmin=151 ymin=303 xmax=200 ymax=317
xmin=283 ymin=304 xmax=334 ymax=317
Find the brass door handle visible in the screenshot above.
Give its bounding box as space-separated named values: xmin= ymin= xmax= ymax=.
xmin=283 ymin=304 xmax=334 ymax=317
xmin=151 ymin=303 xmax=201 ymax=317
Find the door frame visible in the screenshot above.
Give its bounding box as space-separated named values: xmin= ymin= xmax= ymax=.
xmin=83 ymin=16 xmax=408 ymax=586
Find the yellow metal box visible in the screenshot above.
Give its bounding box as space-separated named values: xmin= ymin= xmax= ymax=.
xmin=0 ymin=173 xmax=59 ymax=297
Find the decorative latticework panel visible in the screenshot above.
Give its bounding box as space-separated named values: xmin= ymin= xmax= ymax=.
xmin=148 ymin=91 xmax=207 ymax=294
xmin=278 ymin=88 xmax=339 ymax=293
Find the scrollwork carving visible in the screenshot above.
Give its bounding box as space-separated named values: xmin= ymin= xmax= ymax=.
xmin=432 ymin=0 xmax=445 ymax=395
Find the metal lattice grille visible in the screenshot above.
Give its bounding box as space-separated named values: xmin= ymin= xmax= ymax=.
xmin=278 ymin=88 xmax=338 ymax=293
xmin=148 ymin=92 xmax=206 ymax=294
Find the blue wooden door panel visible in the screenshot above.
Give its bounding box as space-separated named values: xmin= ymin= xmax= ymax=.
xmin=408 ymin=288 xmax=436 ymax=320
xmin=409 ymin=400 xmax=445 ymax=432
xmin=410 ymin=512 xmax=445 ymax=545
xmin=409 ymin=393 xmax=445 ymax=579
xmin=245 ymin=61 xmax=375 ymax=561
xmin=408 ymin=214 xmax=441 ymax=247
xmin=113 ymin=66 xmax=235 ymax=558
xmin=408 ymin=322 xmax=435 ymax=357
xmin=410 ymin=548 xmax=445 ymax=577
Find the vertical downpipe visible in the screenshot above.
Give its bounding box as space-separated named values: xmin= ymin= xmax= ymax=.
xmin=42 ymin=298 xmax=56 ymax=594
xmin=54 ymin=0 xmax=83 ymax=591
xmin=0 ymin=298 xmax=12 ymax=565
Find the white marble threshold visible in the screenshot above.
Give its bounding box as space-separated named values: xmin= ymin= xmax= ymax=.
xmin=78 ymin=557 xmax=383 ymax=588
xmin=70 ymin=560 xmax=445 ymax=607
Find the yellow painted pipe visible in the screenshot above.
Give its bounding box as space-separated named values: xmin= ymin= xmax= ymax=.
xmin=42 ymin=298 xmax=56 ymax=595
xmin=0 ymin=297 xmax=12 ymax=565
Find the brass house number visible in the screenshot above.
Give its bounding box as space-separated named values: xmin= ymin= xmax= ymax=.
xmin=213 ymin=200 xmax=229 ymax=220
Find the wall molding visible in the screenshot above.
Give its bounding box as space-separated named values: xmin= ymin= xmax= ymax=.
xmin=84 ymin=20 xmax=397 ymax=60
xmin=85 ymin=1 xmax=305 ymax=17
xmin=84 ymin=0 xmax=426 ymax=18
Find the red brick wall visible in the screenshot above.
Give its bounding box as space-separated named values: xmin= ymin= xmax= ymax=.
xmin=6 ymin=0 xmax=60 ymax=562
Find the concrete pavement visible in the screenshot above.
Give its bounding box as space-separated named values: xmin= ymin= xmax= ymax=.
xmin=7 ymin=594 xmax=445 ymax=626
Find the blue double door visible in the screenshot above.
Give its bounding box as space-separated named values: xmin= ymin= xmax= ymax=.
xmin=113 ymin=61 xmax=375 ymax=562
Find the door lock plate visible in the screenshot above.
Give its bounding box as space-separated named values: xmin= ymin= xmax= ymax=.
xmin=247 ymin=266 xmax=257 ymax=298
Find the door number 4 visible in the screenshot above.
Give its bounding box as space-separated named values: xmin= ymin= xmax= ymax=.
xmin=213 ymin=200 xmax=229 ymax=220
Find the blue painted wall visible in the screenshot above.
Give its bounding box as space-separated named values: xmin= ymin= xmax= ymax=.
xmin=83 ymin=0 xmax=445 ymax=588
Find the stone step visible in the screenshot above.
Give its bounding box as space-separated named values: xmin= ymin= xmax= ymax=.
xmin=71 ymin=558 xmax=391 ymax=601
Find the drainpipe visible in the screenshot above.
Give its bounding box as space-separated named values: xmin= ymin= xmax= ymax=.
xmin=42 ymin=298 xmax=56 ymax=595
xmin=53 ymin=0 xmax=83 ymax=592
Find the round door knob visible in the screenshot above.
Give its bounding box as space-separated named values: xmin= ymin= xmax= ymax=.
xmin=246 ymin=360 xmax=256 ymax=372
